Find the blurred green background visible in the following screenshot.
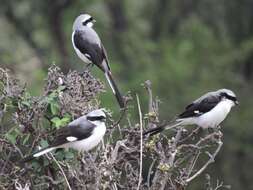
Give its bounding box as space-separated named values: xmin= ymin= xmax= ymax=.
xmin=0 ymin=0 xmax=252 ymax=189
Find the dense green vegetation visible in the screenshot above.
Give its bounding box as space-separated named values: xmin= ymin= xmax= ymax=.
xmin=0 ymin=0 xmax=253 ymax=189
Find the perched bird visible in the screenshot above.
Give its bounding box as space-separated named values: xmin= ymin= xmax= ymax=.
xmin=144 ymin=89 xmax=239 ymax=136
xmin=21 ymin=109 xmax=106 ymax=162
xmin=72 ymin=14 xmax=125 ymax=108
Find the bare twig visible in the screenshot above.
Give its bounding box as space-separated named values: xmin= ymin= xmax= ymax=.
xmin=186 ymin=151 xmax=201 ymax=179
xmin=112 ymin=106 xmax=127 ymax=127
xmin=50 ymin=153 xmax=72 ymax=190
xmin=0 ymin=67 xmax=229 ymax=189
xmin=169 ymin=128 xmax=182 ymax=167
xmin=144 ymin=80 xmax=159 ymax=129
xmin=144 ymin=80 xmax=154 ymax=113
xmin=136 ymin=94 xmax=143 ymax=190
xmin=147 ymin=158 xmax=156 ymax=189
xmin=179 ymin=126 xmax=201 ymax=143
xmin=186 ymin=140 xmax=223 ymax=183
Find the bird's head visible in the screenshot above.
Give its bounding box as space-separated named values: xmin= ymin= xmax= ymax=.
xmin=73 ymin=14 xmax=96 ymax=31
xmin=218 ymin=89 xmax=239 ymax=106
xmin=86 ymin=109 xmax=106 ymax=124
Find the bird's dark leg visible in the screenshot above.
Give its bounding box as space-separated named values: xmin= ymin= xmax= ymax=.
xmin=79 ymin=63 xmax=94 ymax=76
xmin=192 ymin=126 xmax=201 ymax=135
xmin=180 ymin=126 xmax=201 ymax=142
xmin=207 ymin=126 xmax=222 ymax=142
xmin=207 ymin=127 xmax=215 ymax=134
xmin=215 ymin=125 xmax=221 ymax=131
xmin=85 ymin=62 xmax=94 ymax=71
xmin=81 ymin=151 xmax=97 ymax=169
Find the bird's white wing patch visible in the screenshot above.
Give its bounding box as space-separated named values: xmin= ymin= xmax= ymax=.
xmin=66 ymin=136 xmax=78 ymax=142
xmin=84 ymin=53 xmax=91 ymax=59
xmin=194 ymin=110 xmax=200 ymax=114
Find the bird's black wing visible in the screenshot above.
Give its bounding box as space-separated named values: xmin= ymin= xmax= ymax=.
xmin=178 ymin=94 xmax=221 ymax=118
xmin=50 ymin=120 xmax=95 ymax=147
xmin=101 ymin=43 xmax=111 ymax=71
xmin=73 ymin=30 xmax=107 ymax=71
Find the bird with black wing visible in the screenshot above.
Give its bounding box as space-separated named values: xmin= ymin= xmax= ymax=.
xmin=72 ymin=14 xmax=125 ymax=108
xmin=21 ymin=109 xmax=106 ymax=162
xmin=144 ymin=89 xmax=239 ymax=136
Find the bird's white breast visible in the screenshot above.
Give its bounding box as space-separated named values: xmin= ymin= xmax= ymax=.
xmin=196 ymin=99 xmax=233 ymax=128
xmin=64 ymin=123 xmax=106 ymax=152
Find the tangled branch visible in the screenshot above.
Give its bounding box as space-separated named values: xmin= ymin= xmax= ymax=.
xmin=0 ymin=68 xmax=226 ymax=190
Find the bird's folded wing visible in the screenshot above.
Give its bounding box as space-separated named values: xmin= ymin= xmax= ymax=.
xmin=73 ymin=30 xmax=106 ymax=70
xmin=101 ymin=43 xmax=111 ymax=71
xmin=178 ymin=94 xmax=221 ymax=118
xmin=50 ymin=120 xmax=95 ymax=147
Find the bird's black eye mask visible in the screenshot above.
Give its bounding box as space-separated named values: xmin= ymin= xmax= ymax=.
xmin=82 ymin=17 xmax=93 ymax=26
xmin=220 ymin=92 xmax=237 ymax=102
xmin=87 ymin=116 xmax=106 ymax=121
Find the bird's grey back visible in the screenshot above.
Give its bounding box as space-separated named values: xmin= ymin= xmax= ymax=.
xmin=192 ymin=91 xmax=218 ymax=104
xmin=192 ymin=88 xmax=236 ymax=105
xmin=68 ymin=115 xmax=87 ymax=126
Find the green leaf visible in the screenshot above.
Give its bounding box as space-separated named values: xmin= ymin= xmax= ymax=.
xmin=51 ymin=116 xmax=70 ymax=128
xmin=43 ymin=158 xmax=50 ymax=166
xmin=31 ymin=161 xmax=41 ymax=172
xmin=57 ymin=85 xmax=66 ymax=92
xmin=39 ymin=139 xmax=49 ymax=148
xmin=21 ymin=101 xmax=30 ymax=107
xmin=5 ymin=128 xmax=20 ymax=144
xmin=51 ymin=117 xmax=62 ymax=128
xmin=14 ymin=128 xmax=21 ymax=134
xmin=55 ymin=150 xmax=65 ymax=160
xmin=22 ymin=134 xmax=30 ymax=145
xmin=50 ymin=102 xmax=59 ymax=115
xmin=5 ymin=133 xmax=16 ymax=144
xmin=64 ymin=151 xmax=74 ymax=159
xmin=45 ymin=91 xmax=58 ymax=103
xmin=60 ymin=117 xmax=71 ymax=124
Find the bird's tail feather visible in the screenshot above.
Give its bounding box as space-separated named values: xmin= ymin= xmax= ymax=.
xmin=143 ymin=120 xmax=183 ymax=136
xmin=105 ymin=72 xmax=125 ymax=108
xmin=20 ymin=147 xmax=55 ymax=163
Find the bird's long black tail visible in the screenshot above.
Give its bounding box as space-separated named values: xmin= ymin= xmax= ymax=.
xmin=105 ymin=72 xmax=125 ymax=108
xmin=143 ymin=126 xmax=166 ymax=136
xmin=20 ymin=147 xmax=55 ymax=163
xmin=143 ymin=120 xmax=183 ymax=136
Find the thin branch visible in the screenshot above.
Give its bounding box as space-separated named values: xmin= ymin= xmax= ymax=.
xmin=147 ymin=158 xmax=156 ymax=189
xmin=186 ymin=151 xmax=201 ymax=179
xmin=196 ymin=132 xmax=220 ymax=146
xmin=168 ymin=128 xmax=182 ymax=167
xmin=112 ymin=106 xmax=127 ymax=127
xmin=179 ymin=126 xmax=201 ymax=143
xmin=112 ymin=93 xmax=132 ymax=127
xmin=144 ymin=80 xmax=154 ymax=113
xmin=136 ymin=94 xmax=143 ymax=190
xmin=186 ymin=140 xmax=223 ymax=183
xmin=50 ymin=153 xmax=72 ymax=190
xmin=144 ymin=80 xmax=159 ymax=129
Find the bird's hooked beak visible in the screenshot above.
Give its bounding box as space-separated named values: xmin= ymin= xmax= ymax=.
xmin=92 ymin=19 xmax=96 ymax=23
xmin=235 ymin=100 xmax=239 ymax=105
